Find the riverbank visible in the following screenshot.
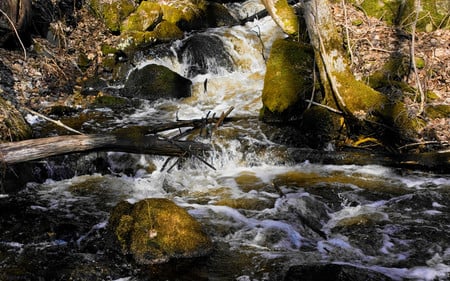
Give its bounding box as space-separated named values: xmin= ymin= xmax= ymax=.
xmin=0 ymin=3 xmax=449 ymax=150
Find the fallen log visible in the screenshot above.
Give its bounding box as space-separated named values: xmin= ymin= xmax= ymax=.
xmin=0 ymin=134 xmax=211 ymax=165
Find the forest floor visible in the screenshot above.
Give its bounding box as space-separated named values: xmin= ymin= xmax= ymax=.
xmin=0 ymin=4 xmax=449 ymax=150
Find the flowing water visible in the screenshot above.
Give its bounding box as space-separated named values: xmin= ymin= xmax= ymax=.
xmin=1 ymin=2 xmax=450 ymax=280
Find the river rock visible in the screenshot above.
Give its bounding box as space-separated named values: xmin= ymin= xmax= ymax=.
xmin=108 ymin=198 xmax=213 ymax=265
xmin=121 ymin=64 xmax=191 ymax=100
xmin=89 ymin=0 xmax=136 ymax=33
xmin=261 ymin=39 xmax=315 ymax=122
xmin=284 ymin=263 xmax=394 ymax=281
xmin=177 ymin=34 xmax=234 ymax=77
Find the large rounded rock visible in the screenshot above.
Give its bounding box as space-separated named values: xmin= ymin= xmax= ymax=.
xmin=177 ymin=34 xmax=233 ymax=77
xmin=261 ymin=39 xmax=314 ymax=122
xmin=120 ymin=1 xmax=162 ymax=32
xmin=121 ymin=64 xmax=191 ymax=100
xmin=108 ymin=198 xmax=213 ymax=264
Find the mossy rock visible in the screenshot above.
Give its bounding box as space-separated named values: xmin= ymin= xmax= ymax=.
xmin=118 ymin=30 xmax=158 ymax=49
xmin=89 ymin=0 xmax=136 ymax=33
xmin=156 ymin=0 xmax=208 ymax=30
xmin=425 ymin=104 xmax=450 ymax=119
xmin=261 ymin=0 xmax=299 ymax=37
xmin=120 ymin=1 xmax=162 ymax=32
xmin=153 ymin=20 xmax=184 ymax=42
xmin=261 ymin=39 xmax=314 ymax=120
xmin=351 ymin=0 xmax=450 ymax=31
xmin=0 ymin=97 xmax=32 ymax=142
xmin=108 ymin=198 xmax=213 ymax=264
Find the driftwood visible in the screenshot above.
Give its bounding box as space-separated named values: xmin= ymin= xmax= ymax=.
xmin=0 ymin=108 xmax=235 ymax=165
xmin=0 ymin=134 xmax=211 ymax=165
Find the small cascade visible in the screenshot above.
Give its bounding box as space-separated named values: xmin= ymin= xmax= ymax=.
xmin=1 ymin=1 xmax=450 ymax=280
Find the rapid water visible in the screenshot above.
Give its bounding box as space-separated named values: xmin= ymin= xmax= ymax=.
xmin=1 ymin=1 xmax=450 ymax=280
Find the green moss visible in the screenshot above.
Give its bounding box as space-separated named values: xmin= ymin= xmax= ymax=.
xmin=425 ymin=105 xmax=450 ymax=119
xmin=120 ymin=1 xmax=162 ymax=32
xmin=334 ymin=71 xmax=386 ymax=113
xmin=262 ymin=39 xmax=314 ymax=114
xmin=352 ymin=19 xmax=364 ymax=26
xmin=77 ymin=53 xmax=92 ymax=71
xmin=109 ymin=198 xmax=212 ymax=264
xmin=426 ymin=91 xmax=439 ymax=100
xmin=354 ymin=0 xmax=450 ymax=31
xmin=273 ymin=0 xmax=299 ymax=36
xmin=90 ymin=0 xmax=136 ymax=33
xmin=153 ymin=21 xmax=184 ymax=41
xmin=359 ymin=0 xmax=398 ymax=25
xmin=157 ymin=0 xmax=207 ymax=27
xmin=0 ymin=97 xmax=32 ymax=141
xmin=415 ymin=57 xmax=425 ymax=69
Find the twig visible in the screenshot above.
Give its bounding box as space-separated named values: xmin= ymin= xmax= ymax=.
xmin=410 ymin=0 xmax=425 ymax=115
xmin=0 ymin=8 xmax=27 ymax=60
xmin=214 ymin=106 xmax=234 ymax=129
xmin=398 ymin=140 xmax=449 ymax=151
xmin=304 ymin=99 xmax=343 ymax=114
xmin=22 ymin=107 xmax=85 ymax=135
xmin=342 ymin=0 xmax=354 ymax=65
xmin=307 ymin=59 xmax=317 ymax=110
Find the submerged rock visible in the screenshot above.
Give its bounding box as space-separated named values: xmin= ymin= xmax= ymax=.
xmin=108 ymin=198 xmax=213 ymax=265
xmin=121 ymin=64 xmax=191 ymax=100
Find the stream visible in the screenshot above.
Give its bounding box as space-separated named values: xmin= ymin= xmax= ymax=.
xmin=1 ymin=1 xmax=450 ymax=280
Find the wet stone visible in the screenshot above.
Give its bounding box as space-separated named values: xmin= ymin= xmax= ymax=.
xmin=108 ymin=198 xmax=213 ymax=265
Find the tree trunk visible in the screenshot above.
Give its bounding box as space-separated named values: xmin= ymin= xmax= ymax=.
xmin=0 ymin=134 xmax=211 ymax=164
xmin=302 ymin=0 xmax=420 ymax=143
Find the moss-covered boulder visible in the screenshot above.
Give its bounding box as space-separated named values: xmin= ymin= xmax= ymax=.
xmin=121 ymin=64 xmax=192 ymax=100
xmin=108 ymin=198 xmax=213 ymax=265
xmin=348 ymin=0 xmax=450 ymax=31
xmin=120 ymin=1 xmax=162 ymax=32
xmin=89 ymin=0 xmax=136 ymax=33
xmin=0 ymin=97 xmax=32 ymax=142
xmin=156 ymin=0 xmax=208 ymax=30
xmin=261 ymin=39 xmax=315 ymax=121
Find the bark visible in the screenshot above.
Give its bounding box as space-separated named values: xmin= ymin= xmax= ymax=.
xmin=0 ymin=134 xmax=211 ymax=164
